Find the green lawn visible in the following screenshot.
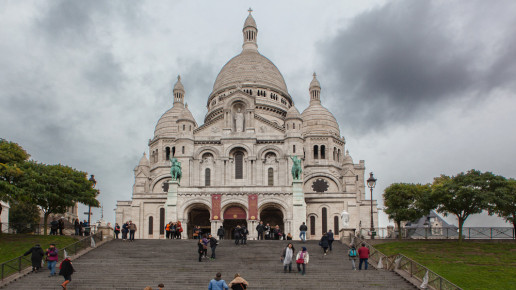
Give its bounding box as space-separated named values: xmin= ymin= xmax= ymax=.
xmin=0 ymin=234 xmax=78 ymax=263
xmin=375 ymin=240 xmax=516 ymax=290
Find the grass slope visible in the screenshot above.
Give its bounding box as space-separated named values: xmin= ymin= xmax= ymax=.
xmin=375 ymin=241 xmax=516 ymax=290
xmin=0 ymin=234 xmax=78 ymax=263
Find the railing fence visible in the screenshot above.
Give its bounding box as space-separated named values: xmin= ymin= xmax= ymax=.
xmin=356 ymin=227 xmax=515 ymax=240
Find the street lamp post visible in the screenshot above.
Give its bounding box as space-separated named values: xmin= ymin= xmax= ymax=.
xmin=367 ymin=172 xmax=377 ymax=239
xmin=88 ymin=175 xmax=96 ymax=226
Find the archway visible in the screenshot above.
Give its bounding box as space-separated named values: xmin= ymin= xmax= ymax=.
xmin=259 ymin=206 xmax=284 ymax=240
xmin=187 ymin=205 xmax=211 ymax=238
xmin=222 ymin=206 xmax=247 ymax=239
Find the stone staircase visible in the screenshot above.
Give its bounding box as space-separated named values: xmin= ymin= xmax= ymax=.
xmin=2 ymin=239 xmax=416 ymax=289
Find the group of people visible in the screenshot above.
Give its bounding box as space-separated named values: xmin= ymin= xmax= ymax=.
xmin=232 ymin=225 xmax=249 ymax=245
xmin=73 ymin=219 xmax=90 ymax=236
xmin=24 ymin=243 xmax=75 ymax=289
xmin=255 ymin=222 xmax=290 ymax=240
xmin=280 ymin=243 xmax=310 ymax=275
xmin=49 ymin=218 xmax=65 ymax=236
xmin=165 ymin=221 xmax=183 ymax=239
xmin=208 ymin=273 xmax=249 ymax=290
xmin=318 ymin=230 xmax=336 ymax=255
xmin=114 ymin=221 xmax=137 ymax=241
xmin=348 ymin=243 xmax=370 ymax=270
xmin=197 ymin=234 xmax=219 ymax=261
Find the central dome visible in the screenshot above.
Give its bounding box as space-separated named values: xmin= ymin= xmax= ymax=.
xmin=212 ymin=49 xmax=289 ymax=95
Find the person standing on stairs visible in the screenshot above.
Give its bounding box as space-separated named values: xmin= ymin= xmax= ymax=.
xmin=319 ymin=233 xmax=329 ymax=255
xmin=198 ymin=239 xmax=205 ymax=262
xmin=114 ymin=223 xmax=120 ymax=239
xmin=58 ymin=255 xmax=74 ymax=289
xmin=208 ymin=272 xmax=229 ymax=290
xmin=358 ymin=243 xmax=370 ymax=270
xmin=202 ymin=234 xmax=210 ymax=258
xmin=240 ymin=226 xmax=248 ymax=245
xmin=348 ymin=244 xmax=358 ymax=270
xmin=233 ymin=225 xmax=242 ymax=245
xmin=256 ymin=221 xmax=265 ymax=240
xmin=228 ymin=273 xmax=249 ymax=290
xmin=209 ymin=234 xmax=218 ymax=260
xmin=299 ymin=222 xmax=307 ymax=242
xmin=327 ymin=230 xmax=334 ymax=251
xmin=217 ymin=226 xmax=225 ymax=240
xmin=296 ymin=247 xmax=309 ymax=275
xmin=128 ymin=221 xmax=137 ymax=241
xmin=23 ymin=243 xmax=44 ymax=272
xmin=121 ymin=222 xmax=129 ymax=241
xmin=281 ymin=243 xmax=295 ymax=273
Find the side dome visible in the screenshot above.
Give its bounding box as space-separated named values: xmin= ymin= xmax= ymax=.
xmin=178 ymin=104 xmax=197 ymax=125
xmin=301 ymin=103 xmax=340 ymax=136
xmin=286 ymin=105 xmax=302 ymax=120
xmin=154 ymin=105 xmax=184 ymax=137
xmin=212 ymin=50 xmax=289 ymax=95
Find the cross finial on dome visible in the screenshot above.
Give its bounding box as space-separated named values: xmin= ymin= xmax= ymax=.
xmin=313 ymin=72 xmax=317 ymax=78
xmin=248 ymin=7 xmax=253 ymax=14
xmin=177 ymin=75 xmax=181 ymax=81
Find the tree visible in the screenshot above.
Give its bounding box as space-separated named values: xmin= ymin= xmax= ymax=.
xmin=431 ymin=169 xmax=506 ymax=242
xmin=488 ymin=178 xmax=516 ymax=236
xmin=0 ymin=139 xmax=30 ymax=202
xmin=17 ymin=162 xmax=99 ymax=235
xmin=8 ymin=200 xmax=40 ymax=233
xmin=383 ymin=183 xmax=433 ymax=240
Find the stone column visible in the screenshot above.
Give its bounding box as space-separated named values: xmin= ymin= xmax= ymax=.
xmin=165 ymin=180 xmax=179 ymax=225
xmin=292 ymin=180 xmax=306 ymax=241
xmin=211 ymin=220 xmax=222 ymax=237
xmin=248 ymin=220 xmax=257 ymax=240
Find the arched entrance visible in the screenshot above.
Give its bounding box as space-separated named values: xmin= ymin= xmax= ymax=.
xmin=187 ymin=205 xmax=211 ymax=238
xmin=222 ymin=206 xmax=247 ymax=239
xmin=259 ymin=205 xmax=284 ymax=240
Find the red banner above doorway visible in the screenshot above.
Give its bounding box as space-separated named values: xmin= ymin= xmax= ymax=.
xmin=248 ymin=194 xmax=258 ymax=220
xmin=211 ymin=194 xmax=221 ymax=220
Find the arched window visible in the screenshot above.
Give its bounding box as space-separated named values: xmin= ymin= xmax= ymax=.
xmin=172 ymin=146 xmax=176 ymax=157
xmin=293 ymin=123 xmax=296 ymax=129
xmin=148 ymin=216 xmax=153 ymax=235
xmin=293 ymin=145 xmax=296 ymax=154
xmin=160 ymin=208 xmax=165 ymax=235
xmin=310 ymin=216 xmax=316 ymax=236
xmin=337 ymin=149 xmax=341 ymax=161
xmin=333 ymin=147 xmax=336 ymax=161
xmin=322 ymin=207 xmax=327 ymax=234
xmin=183 ymin=124 xmax=185 ymax=131
xmin=205 ymin=168 xmax=211 ymax=186
xmin=334 ymin=216 xmax=339 ymax=234
xmin=268 ymin=168 xmax=274 ymax=186
xmin=165 ymin=147 xmax=170 ymax=161
xmin=321 ymin=145 xmax=326 ymax=159
xmin=235 ymin=152 xmax=244 ymax=179
xmin=313 ymin=145 xmax=319 ymax=159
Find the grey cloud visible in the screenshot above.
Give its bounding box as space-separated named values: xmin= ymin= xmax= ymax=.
xmin=319 ymin=0 xmax=516 ymax=135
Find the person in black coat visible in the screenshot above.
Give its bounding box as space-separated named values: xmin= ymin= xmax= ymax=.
xmin=59 ymin=257 xmax=74 ymax=289
xmin=209 ymin=234 xmax=218 ymax=259
xmin=256 ymin=221 xmax=265 ymax=240
xmin=217 ymin=226 xmax=225 ymax=240
xmin=319 ymin=233 xmax=330 ymax=255
xmin=197 ymin=239 xmax=205 ymax=262
xmin=233 ymin=225 xmax=242 ymax=245
xmin=23 ymin=244 xmax=44 ymax=272
xmin=327 ymin=230 xmax=335 ymax=251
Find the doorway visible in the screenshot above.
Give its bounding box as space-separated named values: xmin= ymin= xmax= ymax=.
xmin=187 ymin=207 xmax=211 ymax=238
xmin=260 ymin=206 xmax=284 ymax=239
xmin=222 ymin=219 xmax=248 ymax=239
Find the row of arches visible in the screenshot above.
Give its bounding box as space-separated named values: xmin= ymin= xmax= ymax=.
xmin=313 ymin=145 xmax=342 ymax=161
xmin=308 ymin=207 xmax=339 ymax=236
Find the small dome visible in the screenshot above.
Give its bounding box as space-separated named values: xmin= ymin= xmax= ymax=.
xmin=342 ymin=150 xmax=353 ymax=165
xmin=174 ymin=75 xmax=185 ymax=92
xmin=212 ymin=49 xmax=289 ymax=95
xmin=154 ymin=105 xmax=184 ymax=137
xmin=243 ymin=12 xmax=257 ymax=30
xmin=285 ymin=105 xmax=302 ymax=120
xmin=178 ymin=104 xmax=197 ymax=124
xmin=301 ymin=103 xmax=340 ymax=135
xmin=138 ymin=153 xmax=150 ymax=167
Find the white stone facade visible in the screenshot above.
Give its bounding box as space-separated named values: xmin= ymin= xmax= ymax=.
xmin=116 ymin=11 xmax=378 ymax=240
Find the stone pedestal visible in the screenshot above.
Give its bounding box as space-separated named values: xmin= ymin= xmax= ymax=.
xmin=339 ymin=228 xmax=356 ymax=244
xmin=98 ymin=225 xmax=114 ymax=241
xmin=165 ymin=180 xmax=179 ymax=224
xmin=292 ymin=180 xmax=306 ymax=241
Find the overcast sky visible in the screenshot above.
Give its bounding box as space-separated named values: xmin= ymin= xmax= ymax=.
xmin=1 ymin=0 xmax=515 ymax=227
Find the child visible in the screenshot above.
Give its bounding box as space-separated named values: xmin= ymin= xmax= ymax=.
xmin=59 ymin=256 xmax=75 ymax=289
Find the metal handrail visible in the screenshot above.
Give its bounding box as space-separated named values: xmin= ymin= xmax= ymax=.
xmin=356 ymin=227 xmax=515 ymax=240
xmin=352 ymin=237 xmax=462 ymax=290
xmin=1 ymin=232 xmax=102 ymax=281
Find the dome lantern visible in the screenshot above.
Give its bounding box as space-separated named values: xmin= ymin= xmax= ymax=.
xmin=309 ymin=72 xmax=321 ymax=104
xmin=173 ymin=75 xmax=185 ymax=106
xmin=242 ymin=8 xmax=258 ymax=51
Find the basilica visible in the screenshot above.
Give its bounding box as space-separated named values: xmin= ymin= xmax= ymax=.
xmin=115 ymin=11 xmax=378 ymax=240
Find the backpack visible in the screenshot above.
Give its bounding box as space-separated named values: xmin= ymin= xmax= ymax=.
xmin=349 ymin=249 xmax=357 ymax=257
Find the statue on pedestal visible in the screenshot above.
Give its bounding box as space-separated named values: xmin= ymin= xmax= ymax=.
xmin=170 ymin=157 xmax=182 ymax=184
xmin=290 ymin=155 xmax=302 ymax=180
xmin=235 ymin=108 xmax=244 ymax=132
xmin=340 ymin=210 xmax=350 ymax=229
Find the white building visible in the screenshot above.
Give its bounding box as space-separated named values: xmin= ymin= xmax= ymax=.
xmin=116 ymin=11 xmax=378 ymax=240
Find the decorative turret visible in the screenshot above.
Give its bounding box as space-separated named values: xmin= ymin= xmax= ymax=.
xmin=173 ymin=75 xmax=185 ymax=105
xmin=242 ymin=8 xmax=258 ymax=51
xmin=309 ymin=72 xmax=321 ymax=104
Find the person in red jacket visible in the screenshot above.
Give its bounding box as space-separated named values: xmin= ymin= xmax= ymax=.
xmin=358 ymin=243 xmax=370 ymax=270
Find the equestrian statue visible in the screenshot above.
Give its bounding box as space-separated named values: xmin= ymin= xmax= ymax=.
xmin=170 ymin=157 xmax=182 ymax=184
xmin=290 ymin=155 xmax=302 ymax=180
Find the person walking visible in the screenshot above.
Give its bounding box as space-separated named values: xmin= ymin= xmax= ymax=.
xmin=121 ymin=222 xmax=129 ymax=241
xmin=281 ymin=243 xmax=295 ymax=273
xmin=348 ymin=244 xmax=358 ymax=270
xmin=233 ymin=225 xmax=242 ymax=246
xmin=208 ymin=272 xmax=229 ymax=290
xmin=327 ymin=230 xmax=334 ymax=251
xmin=256 ymin=221 xmax=265 ymax=240
xmin=240 ymin=226 xmax=248 ymax=245
xmin=198 ymin=239 xmax=205 ymax=262
xmin=114 ymin=223 xmax=120 ymax=239
xmin=201 ymin=235 xmax=210 ymax=258
xmin=23 ymin=243 xmax=44 ymax=272
xmin=45 ymin=243 xmax=58 ymax=277
xmin=58 ymin=255 xmax=74 ymax=289
xmin=296 ymin=247 xmax=309 ymax=276
xmin=209 ymin=234 xmax=218 ymax=260
xmin=128 ymin=221 xmax=137 ymax=241
xmin=228 ymin=273 xmax=249 ymax=290
xmin=299 ymin=222 xmax=307 ymax=242
xmin=217 ymin=226 xmax=225 ymax=240
xmin=74 ymin=219 xmax=80 ymax=236
xmin=358 ymin=243 xmax=370 ymax=270
xmin=319 ymin=233 xmax=329 ymax=255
